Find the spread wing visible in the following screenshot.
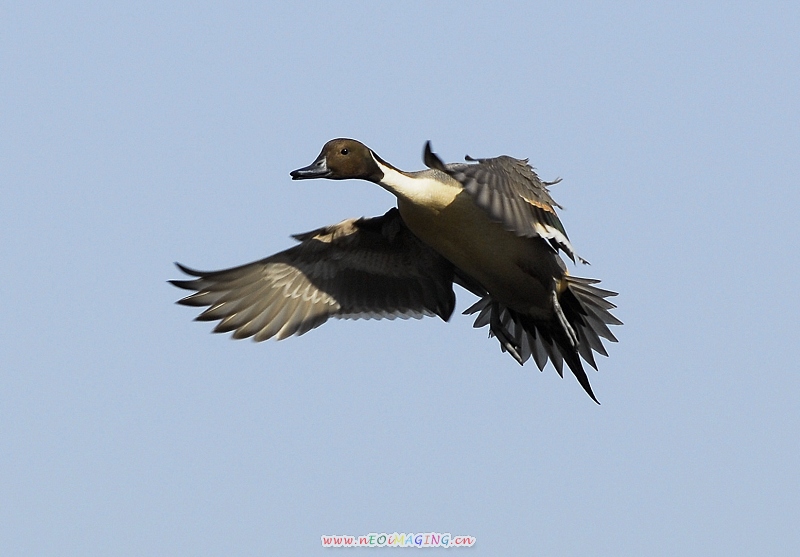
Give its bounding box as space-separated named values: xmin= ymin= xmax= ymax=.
xmin=424 ymin=142 xmax=583 ymax=263
xmin=170 ymin=208 xmax=456 ymax=341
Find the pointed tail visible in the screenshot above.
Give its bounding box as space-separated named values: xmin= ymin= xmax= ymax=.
xmin=464 ymin=275 xmax=621 ymax=403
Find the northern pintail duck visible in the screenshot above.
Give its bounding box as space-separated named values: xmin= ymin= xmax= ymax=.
xmin=171 ymin=139 xmax=621 ymax=401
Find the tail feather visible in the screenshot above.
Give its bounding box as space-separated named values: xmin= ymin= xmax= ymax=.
xmin=464 ymin=275 xmax=620 ymax=403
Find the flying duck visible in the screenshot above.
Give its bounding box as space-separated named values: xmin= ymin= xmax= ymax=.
xmin=171 ymin=139 xmax=620 ymax=402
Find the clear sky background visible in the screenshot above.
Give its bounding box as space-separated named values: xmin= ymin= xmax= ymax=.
xmin=3 ymin=2 xmax=799 ymax=555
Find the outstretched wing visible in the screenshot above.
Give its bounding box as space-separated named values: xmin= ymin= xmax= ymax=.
xmin=424 ymin=142 xmax=583 ymax=263
xmin=171 ymin=208 xmax=456 ymax=341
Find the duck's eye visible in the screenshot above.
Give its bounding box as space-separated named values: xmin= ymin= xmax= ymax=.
xmin=340 ymin=148 xmax=349 ymax=155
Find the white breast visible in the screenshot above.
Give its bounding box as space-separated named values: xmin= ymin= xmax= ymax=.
xmin=375 ymin=159 xmax=462 ymax=210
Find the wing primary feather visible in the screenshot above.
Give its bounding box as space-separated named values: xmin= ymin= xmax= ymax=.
xmin=171 ymin=209 xmax=456 ymax=342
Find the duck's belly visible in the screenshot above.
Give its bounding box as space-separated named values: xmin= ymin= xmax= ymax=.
xmin=397 ymin=192 xmax=563 ymax=317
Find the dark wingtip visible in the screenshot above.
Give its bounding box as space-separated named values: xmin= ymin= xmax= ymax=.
xmin=170 ymin=262 xmax=204 ymax=293
xmin=173 ymin=262 xmax=204 ymax=276
xmin=170 ymin=281 xmax=197 ymax=293
xmin=423 ymin=141 xmax=447 ymax=172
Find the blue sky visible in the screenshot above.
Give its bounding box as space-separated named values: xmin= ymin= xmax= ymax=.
xmin=2 ymin=2 xmax=799 ymax=555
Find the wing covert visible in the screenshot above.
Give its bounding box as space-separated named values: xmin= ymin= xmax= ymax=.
xmin=424 ymin=142 xmax=584 ymax=263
